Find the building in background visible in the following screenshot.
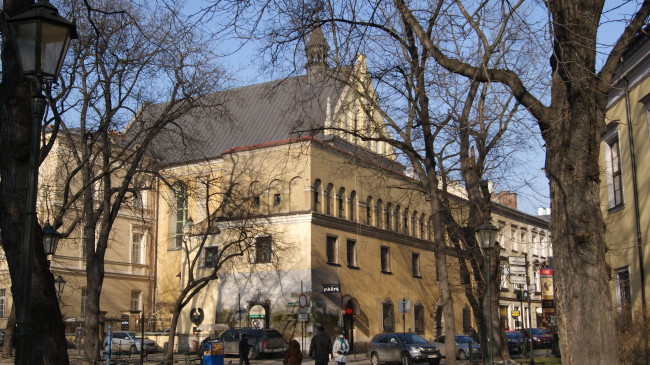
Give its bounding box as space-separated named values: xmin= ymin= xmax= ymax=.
xmin=601 ymin=29 xmax=650 ymax=329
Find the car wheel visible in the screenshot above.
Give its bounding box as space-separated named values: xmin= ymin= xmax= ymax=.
xmin=248 ymin=346 xmax=258 ymax=360
xmin=370 ymin=352 xmax=381 ymax=365
xmin=130 ymin=345 xmax=138 ymax=355
xmin=458 ymin=350 xmax=467 ymax=360
xmin=401 ymin=353 xmax=412 ymax=365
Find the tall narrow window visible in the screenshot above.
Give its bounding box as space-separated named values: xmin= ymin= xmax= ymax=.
xmin=616 ymin=267 xmax=632 ymax=328
xmin=414 ymin=304 xmax=424 ymax=333
xmin=174 ymin=183 xmax=188 ymax=249
xmin=130 ymin=290 xmax=141 ymax=311
xmin=313 ymin=180 xmax=321 ymax=212
xmin=81 ymin=288 xmax=87 ymax=317
xmin=349 ymin=191 xmax=356 ymax=221
xmin=412 ymin=253 xmax=421 ymax=277
xmin=131 ymin=231 xmax=143 ymax=264
xmin=326 ymin=184 xmax=333 ymax=215
xmin=380 ymin=246 xmax=391 ymax=273
xmin=254 ymin=236 xmax=273 ymax=264
xmin=604 ymin=128 xmax=624 ymax=209
xmin=511 ymin=228 xmax=518 ymax=251
xmin=0 ymin=289 xmax=6 ymax=317
xmin=337 ymin=188 xmax=345 ymax=218
xmin=347 ymin=239 xmax=357 ymax=267
xmin=366 ymin=197 xmax=373 ymax=225
xmin=385 ymin=203 xmax=392 ymax=230
xmin=382 ymin=301 xmax=395 ymax=332
xmin=326 ymin=235 xmax=339 ymax=264
xmin=376 ymin=200 xmax=383 ymax=228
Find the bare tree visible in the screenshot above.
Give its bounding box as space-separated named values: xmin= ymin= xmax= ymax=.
xmin=36 ymin=0 xmax=228 ymax=362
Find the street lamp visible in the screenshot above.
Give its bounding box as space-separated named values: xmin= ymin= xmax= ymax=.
xmin=43 ymin=222 xmax=62 ymax=255
xmin=7 ymin=1 xmax=76 ymax=364
xmin=477 ymin=220 xmax=499 ymax=365
xmin=54 ymin=275 xmax=66 ymax=298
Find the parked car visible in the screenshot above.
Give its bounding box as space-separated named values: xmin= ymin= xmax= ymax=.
xmin=102 ymin=331 xmax=157 ymax=354
xmin=431 ymin=335 xmax=481 ymax=360
xmin=522 ymin=328 xmax=554 ymax=349
xmin=504 ymin=331 xmax=524 ymax=355
xmin=218 ymin=328 xmax=286 ymax=359
xmin=367 ymin=332 xmax=441 ymax=365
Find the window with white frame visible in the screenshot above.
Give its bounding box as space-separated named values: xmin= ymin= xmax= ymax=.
xmin=604 ymin=125 xmax=624 ymax=209
xmin=81 ymin=288 xmax=87 ymax=317
xmin=174 ymin=183 xmax=189 ymax=249
xmin=131 ymin=231 xmax=144 ymax=264
xmin=520 ymin=230 xmax=527 ymax=254
xmin=615 ymin=267 xmax=632 ymax=327
xmin=130 ymin=290 xmax=141 ymax=311
xmin=511 ymin=227 xmax=517 ymax=251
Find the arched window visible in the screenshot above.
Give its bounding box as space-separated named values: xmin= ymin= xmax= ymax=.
xmin=250 ymin=181 xmax=263 ymax=211
xmin=420 ymin=214 xmax=426 ymax=239
xmin=173 ymin=182 xmax=188 ymax=248
xmin=366 ymin=196 xmax=373 ymax=225
xmin=376 ymin=199 xmax=383 ymax=228
xmin=337 ymin=187 xmax=345 ymax=218
xmin=326 ymin=183 xmax=334 ymax=215
xmin=394 ymin=205 xmax=401 ymax=232
xmin=349 ymin=190 xmax=356 ymax=221
xmin=313 ymin=179 xmax=321 ymax=212
xmin=403 ymin=208 xmax=409 ymax=235
xmin=385 ymin=203 xmax=392 ymax=230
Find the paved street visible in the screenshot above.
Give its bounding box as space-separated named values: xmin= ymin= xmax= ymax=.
xmin=0 ymin=348 xmax=557 ymax=364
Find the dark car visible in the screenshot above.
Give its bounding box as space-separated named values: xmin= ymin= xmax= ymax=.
xmin=432 ymin=335 xmax=481 ymax=360
xmin=367 ymin=332 xmax=441 ymax=365
xmin=522 ymin=328 xmax=553 ymax=349
xmin=505 ymin=331 xmax=524 ymax=354
xmin=218 ymin=328 xmax=286 ymax=359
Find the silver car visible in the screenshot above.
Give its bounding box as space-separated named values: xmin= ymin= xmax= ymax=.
xmin=432 ymin=335 xmax=480 ymax=360
xmin=367 ymin=332 xmax=441 ymax=365
xmin=103 ymin=331 xmax=157 ymax=354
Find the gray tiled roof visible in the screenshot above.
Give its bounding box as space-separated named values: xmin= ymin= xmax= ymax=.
xmin=130 ymin=73 xmax=346 ymax=166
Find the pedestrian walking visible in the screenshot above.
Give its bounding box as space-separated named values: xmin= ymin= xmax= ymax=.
xmin=284 ymin=339 xmax=303 ymax=365
xmin=309 ymin=327 xmax=333 ymax=365
xmin=332 ymin=332 xmax=349 ymax=365
xmin=239 ymin=333 xmax=251 ymax=365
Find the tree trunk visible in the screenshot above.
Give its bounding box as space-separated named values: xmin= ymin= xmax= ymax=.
xmin=164 ymin=307 xmax=183 ymax=364
xmin=542 ymin=2 xmax=619 ymax=363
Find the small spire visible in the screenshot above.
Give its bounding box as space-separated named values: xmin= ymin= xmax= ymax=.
xmin=305 ymin=25 xmax=330 ymax=80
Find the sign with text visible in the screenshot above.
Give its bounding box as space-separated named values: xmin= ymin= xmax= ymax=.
xmin=398 ymin=299 xmax=411 ymax=313
xmin=508 ymin=256 xmax=526 ymax=266
xmin=323 ymin=283 xmax=340 ymax=293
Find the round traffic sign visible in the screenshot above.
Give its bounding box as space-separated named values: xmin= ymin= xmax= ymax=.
xmin=298 ymin=294 xmax=308 ymax=308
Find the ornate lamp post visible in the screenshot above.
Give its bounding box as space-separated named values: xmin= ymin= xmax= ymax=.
xmin=7 ymin=1 xmax=76 ymax=363
xmin=43 ymin=222 xmax=63 ymax=255
xmin=54 ymin=275 xmax=66 ymax=298
xmin=477 ymin=220 xmax=499 ymax=365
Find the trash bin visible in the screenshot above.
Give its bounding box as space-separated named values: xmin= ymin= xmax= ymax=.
xmin=202 ymin=340 xmax=224 ymax=365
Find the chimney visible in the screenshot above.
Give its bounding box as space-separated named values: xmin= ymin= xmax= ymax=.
xmin=493 ymin=191 xmax=517 ymax=210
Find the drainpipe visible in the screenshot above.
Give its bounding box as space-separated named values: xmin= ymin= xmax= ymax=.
xmin=623 ymin=78 xmax=647 ymax=318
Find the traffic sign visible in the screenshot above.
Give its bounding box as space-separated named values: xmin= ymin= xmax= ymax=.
xmin=298 ymin=313 xmax=309 ymax=322
xmin=299 ymin=294 xmax=308 ymax=308
xmin=398 ymin=299 xmax=411 ymax=313
xmin=509 ymin=274 xmax=527 ymax=285
xmin=509 ymin=266 xmax=527 ymax=274
xmin=511 ymin=310 xmax=520 ymax=317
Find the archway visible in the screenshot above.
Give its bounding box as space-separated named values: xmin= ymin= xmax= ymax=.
xmin=342 ymin=297 xmax=359 ymax=351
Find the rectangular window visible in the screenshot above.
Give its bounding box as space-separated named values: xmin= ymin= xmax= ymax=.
xmin=0 ymin=289 xmax=5 ymax=317
xmin=326 ymin=235 xmax=339 ymax=264
xmin=131 ymin=232 xmax=143 ymax=264
xmin=81 ymin=288 xmax=87 ymax=317
xmin=130 ymin=290 xmax=141 ymax=311
xmin=616 ymin=267 xmax=632 ymax=327
xmin=604 ymin=129 xmax=624 ymax=209
xmin=254 ymin=236 xmax=272 ymax=264
xmin=511 ymin=228 xmax=517 ymax=251
xmin=381 ymin=246 xmax=391 ymax=273
xmin=414 ymin=304 xmax=424 ymax=333
xmin=520 ymin=231 xmax=527 ymax=253
xmin=273 ymin=193 xmax=281 ymax=205
xmin=412 ymin=253 xmax=421 ymax=277
xmin=252 ymin=196 xmax=260 ymax=208
xmin=346 ymin=239 xmax=357 ymax=267
xmin=204 ymin=246 xmax=219 ymax=267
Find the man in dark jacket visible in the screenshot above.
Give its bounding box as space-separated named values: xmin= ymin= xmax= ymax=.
xmin=309 ymin=327 xmax=332 ymax=365
xmin=239 ymin=333 xmax=250 ymax=365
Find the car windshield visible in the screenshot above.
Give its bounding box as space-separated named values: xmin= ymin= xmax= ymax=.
xmin=397 ymin=333 xmax=428 ymax=344
xmin=527 ymin=329 xmax=545 ymax=335
xmin=265 ymin=330 xmax=283 ymax=338
xmin=456 ymin=335 xmax=476 ymax=344
xmin=506 ymin=332 xmax=523 ymax=339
